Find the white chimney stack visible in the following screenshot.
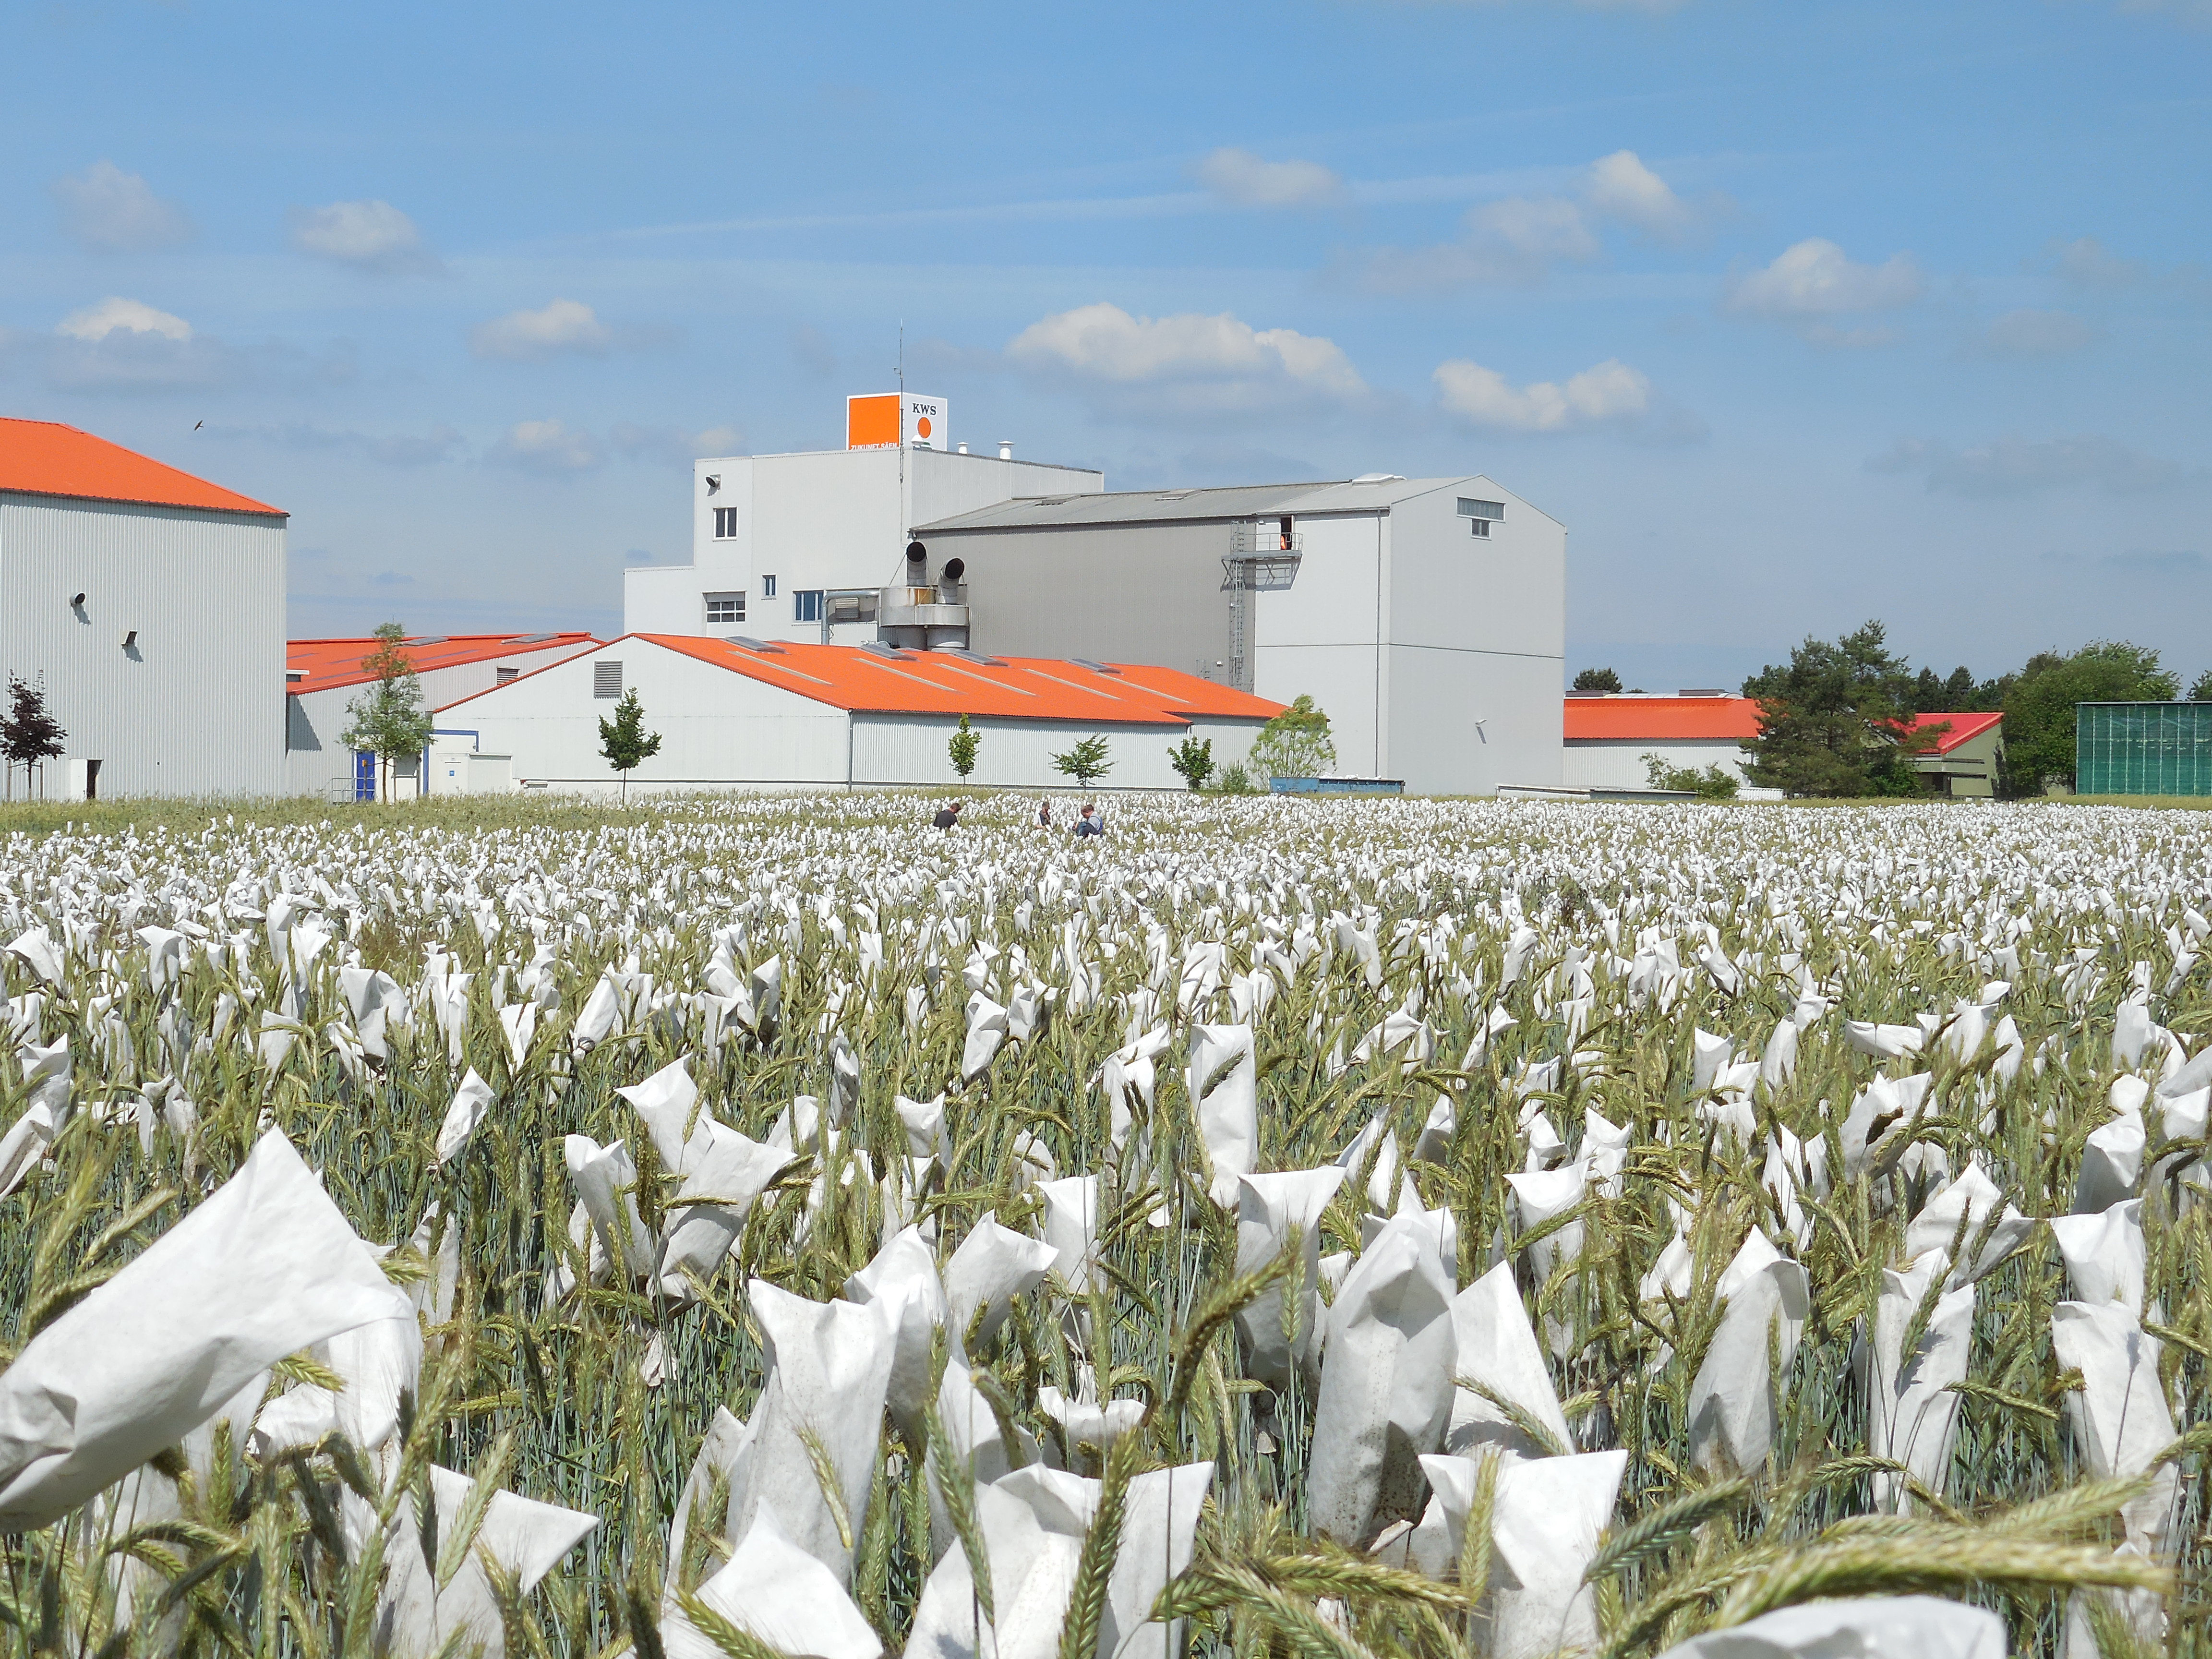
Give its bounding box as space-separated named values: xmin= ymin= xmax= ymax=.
xmin=998 ymin=440 xmax=1014 ymax=460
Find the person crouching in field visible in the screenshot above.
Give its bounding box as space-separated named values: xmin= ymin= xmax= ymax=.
xmin=1074 ymin=802 xmax=1104 ymax=838
xmin=935 ymin=801 xmax=963 ymax=830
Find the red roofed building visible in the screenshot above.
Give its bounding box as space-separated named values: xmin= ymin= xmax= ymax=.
xmin=285 ymin=632 xmax=601 ymax=799
xmin=1563 ymin=694 xmax=2005 ymax=798
xmin=1 ymin=418 xmax=287 ymax=798
xmin=441 ymin=634 xmax=1285 ymax=793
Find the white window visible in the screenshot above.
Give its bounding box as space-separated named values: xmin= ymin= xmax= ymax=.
xmin=705 ymin=591 xmax=745 ymax=625
xmin=1457 ymin=497 xmax=1505 ymax=521
xmin=1469 ymin=517 xmax=1491 ymax=539
xmin=793 ymin=589 xmax=823 ymax=623
xmin=593 ymin=661 xmax=623 ymax=699
xmin=761 ymin=575 xmax=777 ymax=599
xmin=712 ymin=507 xmax=739 ymax=539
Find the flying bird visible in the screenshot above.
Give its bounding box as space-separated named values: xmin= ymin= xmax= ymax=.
xmin=192 ymin=420 xmax=203 ymax=430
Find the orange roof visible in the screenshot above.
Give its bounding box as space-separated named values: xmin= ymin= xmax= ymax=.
xmin=288 ymin=632 xmax=600 ymax=696
xmin=1564 ymin=696 xmax=1762 ymax=742
xmin=0 ymin=417 xmax=284 ymax=517
xmin=447 ymin=635 xmax=1286 ymax=726
xmin=1909 ymin=710 xmax=2003 ymax=755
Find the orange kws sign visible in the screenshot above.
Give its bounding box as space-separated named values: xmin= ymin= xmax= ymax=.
xmin=847 ymin=394 xmax=900 ymax=449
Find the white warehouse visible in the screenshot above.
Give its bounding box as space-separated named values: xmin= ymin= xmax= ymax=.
xmin=445 ymin=634 xmax=1282 ymax=793
xmin=621 ymin=395 xmax=1564 ymax=796
xmin=1 ymin=418 xmax=286 ymax=799
xmin=285 ymin=631 xmax=600 ymax=799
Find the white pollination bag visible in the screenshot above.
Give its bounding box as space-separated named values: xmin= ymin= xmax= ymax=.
xmin=433 ymin=1068 xmax=496 ymax=1166
xmin=371 ymin=1464 xmax=597 ymax=1659
xmin=2050 ymin=1299 xmax=2178 ymax=1551
xmin=724 ymin=1280 xmax=897 ymax=1585
xmin=1408 ymin=1449 xmax=1627 ymax=1658
xmin=1307 ymin=1209 xmax=1457 ymax=1546
xmin=1866 ymin=1250 xmax=1974 ymax=1511
xmin=905 ymin=1461 xmax=1211 ymax=1659
xmin=1188 ymin=1022 xmax=1258 ymax=1207
xmin=2049 ymin=1201 xmax=2146 ymax=1312
xmin=943 ymin=1213 xmax=1058 ymax=1350
xmin=1652 ymin=1596 xmax=2005 ymax=1659
xmin=663 ymin=1503 xmax=882 ymax=1659
xmin=1443 ymin=1261 xmax=1573 ymax=1461
xmin=1232 ymin=1166 xmax=1347 ymax=1390
xmin=0 ymin=1129 xmax=412 ymax=1529
xmin=844 ymin=1226 xmax=950 ymax=1444
xmin=1687 ymin=1229 xmax=1809 ymax=1475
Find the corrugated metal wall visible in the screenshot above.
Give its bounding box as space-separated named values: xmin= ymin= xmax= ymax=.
xmin=0 ymin=493 xmax=285 ymax=798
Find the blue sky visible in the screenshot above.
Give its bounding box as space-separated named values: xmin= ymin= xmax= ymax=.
xmin=4 ymin=0 xmax=2208 ymax=693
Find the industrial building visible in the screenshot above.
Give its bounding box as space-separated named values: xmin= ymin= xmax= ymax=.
xmin=0 ymin=418 xmax=287 ymax=799
xmin=624 ymin=394 xmax=1105 ymax=646
xmin=443 ymin=634 xmax=1280 ymax=793
xmin=2075 ymin=703 xmax=2212 ymax=796
xmin=1563 ymin=694 xmax=2003 ymax=798
xmin=622 ymin=394 xmax=1563 ymax=795
xmin=285 ymin=631 xmax=599 ymax=799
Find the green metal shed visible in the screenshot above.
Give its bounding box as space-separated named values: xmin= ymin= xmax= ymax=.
xmin=2076 ymin=702 xmax=2212 ymax=796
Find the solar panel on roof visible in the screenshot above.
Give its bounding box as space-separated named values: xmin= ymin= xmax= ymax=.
xmin=729 ymin=637 xmax=786 ymax=654
xmin=1069 ymin=658 xmax=1122 ymax=675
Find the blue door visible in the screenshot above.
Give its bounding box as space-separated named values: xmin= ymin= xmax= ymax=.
xmin=354 ymin=751 xmax=377 ymax=802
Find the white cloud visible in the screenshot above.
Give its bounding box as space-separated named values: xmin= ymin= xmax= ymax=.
xmin=491 ymin=419 xmax=600 ymax=473
xmin=471 ymin=299 xmax=614 ymax=361
xmin=57 ymin=296 xmax=191 ymax=342
xmin=51 ymin=162 xmax=193 ymax=253
xmin=1355 ymin=149 xmax=1701 ymax=291
xmin=1007 ymin=302 xmax=1364 ymax=405
xmin=1194 ymin=147 xmax=1344 ymax=207
xmin=1727 ymin=238 xmax=1925 ymax=319
xmin=1868 ymin=434 xmax=2193 ymax=496
xmin=1584 ymin=149 xmax=1693 ymax=238
xmin=289 ymin=200 xmax=440 ymax=274
xmin=1975 ymin=308 xmax=2102 ymax=357
xmin=1433 ymin=356 xmax=1651 ymax=432
xmin=610 ymin=421 xmax=745 ymax=466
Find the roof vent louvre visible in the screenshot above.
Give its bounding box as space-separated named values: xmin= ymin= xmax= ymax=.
xmin=1069 ymin=657 xmax=1122 ymax=675
xmin=729 ymin=636 xmax=786 ymax=654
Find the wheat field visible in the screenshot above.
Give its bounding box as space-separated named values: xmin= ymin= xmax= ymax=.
xmin=1 ymin=792 xmax=2208 ymax=1659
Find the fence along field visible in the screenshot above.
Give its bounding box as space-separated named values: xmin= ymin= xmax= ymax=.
xmin=1 ymin=793 xmax=2209 ymax=1659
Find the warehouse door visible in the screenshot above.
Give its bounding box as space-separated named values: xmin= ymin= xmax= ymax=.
xmin=354 ymin=751 xmax=377 ymax=802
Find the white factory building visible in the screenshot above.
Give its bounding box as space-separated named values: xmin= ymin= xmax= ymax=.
xmin=622 ymin=394 xmax=1565 ymax=795
xmin=1 ymin=418 xmax=286 ymax=799
xmin=444 ymin=634 xmax=1281 ymax=793
xmin=625 ymin=394 xmax=1104 ymax=645
xmin=285 ymin=631 xmax=600 ymax=799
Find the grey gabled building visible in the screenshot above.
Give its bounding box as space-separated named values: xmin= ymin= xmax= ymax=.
xmin=912 ymin=474 xmax=1564 ymax=795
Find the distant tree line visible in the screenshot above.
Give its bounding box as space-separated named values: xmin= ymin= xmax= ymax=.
xmin=1576 ymin=627 xmax=2206 ymax=799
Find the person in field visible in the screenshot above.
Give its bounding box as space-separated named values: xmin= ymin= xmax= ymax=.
xmin=934 ymin=801 xmax=964 ymax=830
xmin=1074 ymin=802 xmax=1104 ymax=838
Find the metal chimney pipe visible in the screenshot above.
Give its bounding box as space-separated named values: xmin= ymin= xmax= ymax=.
xmin=998 ymin=440 xmax=1013 ymax=460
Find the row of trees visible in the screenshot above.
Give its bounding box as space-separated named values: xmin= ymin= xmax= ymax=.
xmin=948 ymin=694 xmax=1341 ymax=792
xmin=1580 ymin=622 xmax=2191 ymax=798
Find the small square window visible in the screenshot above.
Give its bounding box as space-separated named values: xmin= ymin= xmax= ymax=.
xmin=1469 ymin=517 xmax=1491 ymax=539
xmin=761 ymin=575 xmax=777 ymax=599
xmin=712 ymin=507 xmax=739 ymax=539
xmin=593 ymin=661 xmax=623 ymax=699
xmin=794 ymin=589 xmax=823 ymax=623
xmin=495 ymin=665 xmax=519 ymax=684
xmin=705 ymin=591 xmax=746 ymax=625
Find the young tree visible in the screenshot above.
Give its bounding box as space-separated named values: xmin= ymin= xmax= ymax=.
xmin=1573 ymin=667 xmax=1623 ymax=693
xmin=337 ymin=624 xmax=434 ymax=802
xmin=948 ymin=712 xmax=980 ymax=781
xmin=1740 ymin=620 xmax=1936 ymax=798
xmin=1167 ymin=734 xmax=1214 ymax=791
xmin=2000 ymin=641 xmax=2178 ymax=795
xmin=1 ymin=677 xmax=67 ymax=801
xmin=1051 ymin=733 xmax=1113 ymax=787
xmin=598 ymin=687 xmax=663 ymax=798
xmin=1248 ymin=694 xmax=1337 ymax=780
xmin=1642 ymin=753 xmax=1740 ymax=799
